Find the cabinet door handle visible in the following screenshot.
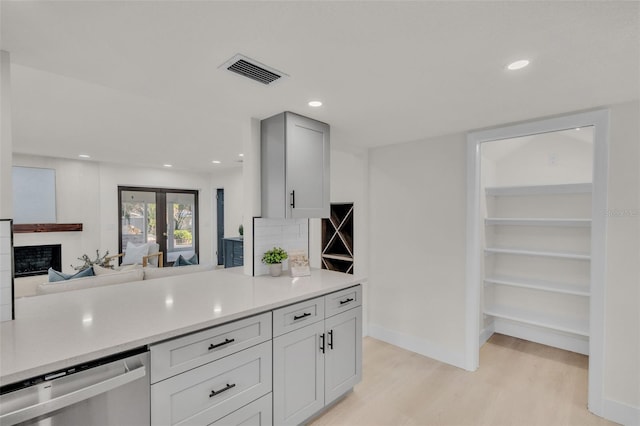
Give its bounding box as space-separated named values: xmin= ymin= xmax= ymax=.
xmin=208 ymin=338 xmax=235 ymax=350
xmin=328 ymin=329 xmax=334 ymax=350
xmin=293 ymin=312 xmax=311 ymax=321
xmin=320 ymin=333 xmax=325 ymax=354
xmin=339 ymin=298 xmax=354 ymax=305
xmin=209 ymin=383 xmax=236 ymax=398
xmin=290 ymin=190 xmax=295 ymax=209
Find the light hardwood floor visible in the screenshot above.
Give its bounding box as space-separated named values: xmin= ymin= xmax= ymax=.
xmin=310 ymin=334 xmax=616 ymax=426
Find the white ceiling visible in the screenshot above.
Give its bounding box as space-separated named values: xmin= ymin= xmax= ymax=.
xmin=2 ymin=1 xmax=638 ymax=172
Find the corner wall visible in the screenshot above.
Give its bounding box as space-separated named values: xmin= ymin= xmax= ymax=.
xmin=368 ymin=133 xmax=468 ymax=367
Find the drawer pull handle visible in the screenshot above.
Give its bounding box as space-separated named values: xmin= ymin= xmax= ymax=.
xmin=339 ymin=298 xmax=354 ymax=305
xmin=208 ymin=338 xmax=235 ymax=350
xmin=209 ymin=383 xmax=236 ymax=398
xmin=293 ymin=312 xmax=311 ymax=321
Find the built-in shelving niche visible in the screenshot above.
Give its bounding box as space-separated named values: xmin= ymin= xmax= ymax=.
xmin=482 ymin=183 xmax=592 ymax=355
xmin=321 ymin=203 xmax=354 ymax=274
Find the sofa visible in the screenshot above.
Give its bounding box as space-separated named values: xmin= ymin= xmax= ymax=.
xmin=16 ymin=264 xmax=215 ymax=297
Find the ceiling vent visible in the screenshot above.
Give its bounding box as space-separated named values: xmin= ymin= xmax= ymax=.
xmin=220 ymin=54 xmax=288 ymax=85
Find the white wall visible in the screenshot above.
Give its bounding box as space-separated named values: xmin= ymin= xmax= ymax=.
xmin=0 ymin=51 xmax=12 ymax=219
xmin=309 ymin=146 xmax=369 ymax=331
xmin=603 ymin=101 xmax=640 ymax=413
xmin=11 ymin=155 xmax=216 ymax=273
xmin=98 ymin=163 xmax=214 ymax=265
xmin=483 ymin=130 xmax=593 ymax=186
xmin=367 ymin=101 xmax=640 ymax=418
xmin=368 ymin=133 xmax=468 ymax=368
xmin=12 ymin=155 xmax=102 ymax=273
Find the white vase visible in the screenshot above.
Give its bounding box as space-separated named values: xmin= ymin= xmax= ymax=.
xmin=269 ymin=263 xmax=282 ymax=277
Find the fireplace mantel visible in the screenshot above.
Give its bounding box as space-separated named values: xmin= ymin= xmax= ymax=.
xmin=13 ymin=223 xmax=83 ymax=233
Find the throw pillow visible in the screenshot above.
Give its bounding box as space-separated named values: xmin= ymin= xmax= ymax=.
xmin=147 ymin=243 xmax=160 ymax=267
xmin=121 ymin=242 xmax=149 ymax=265
xmin=48 ymin=267 xmax=95 ymax=283
xmin=93 ymin=264 xmax=116 ymax=276
xmin=173 ymin=253 xmax=199 ymax=267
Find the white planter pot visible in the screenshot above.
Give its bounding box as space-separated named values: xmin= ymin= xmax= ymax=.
xmin=269 ymin=263 xmax=283 ymax=277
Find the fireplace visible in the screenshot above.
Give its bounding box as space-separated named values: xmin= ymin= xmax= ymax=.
xmin=14 ymin=245 xmax=62 ymax=278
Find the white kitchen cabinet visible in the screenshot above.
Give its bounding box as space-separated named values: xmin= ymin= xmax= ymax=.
xmin=273 ymin=320 xmax=325 ymax=425
xmin=273 ymin=285 xmax=362 ymax=425
xmin=324 ymin=308 xmax=362 ymax=405
xmin=261 ymin=111 xmax=330 ymax=219
xmin=151 ymin=312 xmax=271 ymax=383
xmin=209 ymin=393 xmax=272 ymax=426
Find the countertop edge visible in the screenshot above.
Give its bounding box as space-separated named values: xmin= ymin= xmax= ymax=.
xmin=1 ymin=278 xmax=362 ymax=385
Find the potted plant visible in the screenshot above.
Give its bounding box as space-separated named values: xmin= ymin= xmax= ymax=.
xmin=261 ymin=247 xmax=288 ymax=277
xmin=238 ymin=224 xmax=244 ymax=239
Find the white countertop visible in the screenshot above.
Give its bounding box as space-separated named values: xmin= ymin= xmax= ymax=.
xmin=1 ymin=268 xmax=362 ymax=385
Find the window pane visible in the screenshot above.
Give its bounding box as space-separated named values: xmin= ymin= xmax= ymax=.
xmin=121 ymin=190 xmax=157 ymax=248
xmin=166 ymin=192 xmax=196 ymax=262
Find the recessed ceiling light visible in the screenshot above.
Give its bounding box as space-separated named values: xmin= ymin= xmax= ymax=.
xmin=212 ymin=160 xmax=221 ymax=164
xmin=575 ymin=127 xmax=581 ymax=131
xmin=308 ymin=100 xmax=323 ymax=107
xmin=163 ymin=164 xmax=173 ymax=168
xmin=78 ymin=154 xmax=90 ymax=158
xmin=239 ymin=153 xmax=244 ymax=157
xmin=507 ymin=59 xmax=530 ymax=71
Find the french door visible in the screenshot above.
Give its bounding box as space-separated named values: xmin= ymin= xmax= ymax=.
xmin=118 ymin=186 xmax=199 ymax=265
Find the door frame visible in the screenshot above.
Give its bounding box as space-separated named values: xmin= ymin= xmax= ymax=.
xmin=464 ymin=109 xmax=609 ymax=417
xmin=216 ymin=188 xmax=224 ymax=265
xmin=118 ymin=186 xmax=199 ymax=264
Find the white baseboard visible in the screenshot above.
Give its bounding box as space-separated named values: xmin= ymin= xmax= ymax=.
xmin=368 ymin=323 xmax=466 ymax=370
xmin=601 ymin=398 xmax=640 ymax=426
xmin=493 ymin=318 xmax=589 ymax=355
xmin=479 ymin=323 xmax=495 ymax=347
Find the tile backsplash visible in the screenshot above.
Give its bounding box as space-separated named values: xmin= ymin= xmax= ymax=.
xmin=253 ymin=218 xmax=309 ymax=276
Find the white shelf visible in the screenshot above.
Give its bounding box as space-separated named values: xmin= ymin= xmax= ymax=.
xmin=485 ymin=218 xmax=591 ymax=227
xmin=321 ymin=253 xmax=353 ymax=262
xmin=485 ymin=247 xmax=590 ymax=260
xmin=484 ymin=304 xmax=589 ymax=336
xmin=484 ymin=276 xmax=590 ymax=297
xmin=485 ymin=183 xmax=592 ymax=197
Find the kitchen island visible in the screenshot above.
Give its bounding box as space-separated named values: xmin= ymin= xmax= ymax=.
xmin=0 ymin=268 xmax=362 ymax=384
xmin=1 ymin=267 xmax=363 ymax=425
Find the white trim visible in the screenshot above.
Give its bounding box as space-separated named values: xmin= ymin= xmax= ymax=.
xmin=465 ymin=137 xmax=481 ymax=371
xmin=493 ymin=318 xmax=589 ymax=355
xmin=465 ymin=109 xmax=610 ymax=418
xmin=602 ymin=398 xmax=640 ymax=426
xmin=588 ymin=110 xmax=609 ymax=417
xmin=485 ymin=182 xmax=592 ymax=196
xmin=369 ymin=323 xmax=466 ymax=370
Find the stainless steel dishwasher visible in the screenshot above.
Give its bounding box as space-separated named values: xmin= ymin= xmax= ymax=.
xmin=0 ymin=347 xmax=150 ymax=426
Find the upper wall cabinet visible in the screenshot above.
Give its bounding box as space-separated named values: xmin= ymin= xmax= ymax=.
xmin=261 ymin=112 xmax=330 ymax=218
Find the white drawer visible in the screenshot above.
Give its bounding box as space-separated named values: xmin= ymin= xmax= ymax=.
xmin=325 ymin=285 xmax=362 ymax=318
xmin=151 ymin=312 xmax=271 ymax=383
xmin=151 ymin=341 xmax=272 ymax=426
xmin=272 ymin=296 xmax=324 ymax=337
xmin=208 ymin=393 xmax=272 ymax=426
